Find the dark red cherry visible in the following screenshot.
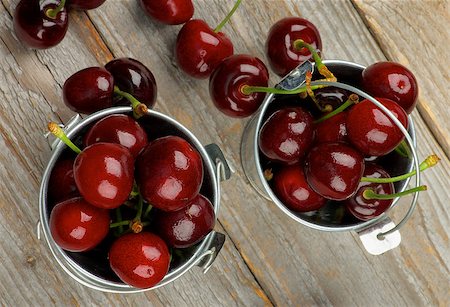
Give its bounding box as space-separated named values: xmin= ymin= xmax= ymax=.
xmin=315 ymin=112 xmax=348 ymax=144
xmin=155 ymin=194 xmax=215 ymax=248
xmin=74 ymin=143 xmax=134 ymax=209
xmin=259 ymin=107 xmax=314 ymax=164
xmin=305 ymin=142 xmax=365 ymax=201
xmin=362 ymin=62 xmax=418 ymax=114
xmin=265 ymin=17 xmax=322 ymax=76
xmin=347 ymin=98 xmax=408 ymax=156
xmin=50 ymin=197 xmax=110 ymax=252
xmin=209 ymin=54 xmax=269 ymax=117
xmin=105 ymin=58 xmax=157 ymax=108
xmin=84 ymin=114 xmax=148 ymax=158
xmin=63 ymin=67 xmax=114 ymax=114
xmin=273 ymin=165 xmax=326 ymax=212
xmin=136 ymin=136 xmax=203 ymax=212
xmin=140 ymin=0 xmax=193 ymax=25
xmin=109 ymin=232 xmax=170 ymax=289
xmin=13 ymin=0 xmax=69 ymax=49
xmin=48 ymin=158 xmax=79 ymax=204
xmin=175 ymin=19 xmax=234 ymax=79
xmin=345 ymin=163 xmax=394 ymax=221
xmin=68 ymin=0 xmax=106 ymax=10
xmin=314 ymin=87 xmax=351 ymax=111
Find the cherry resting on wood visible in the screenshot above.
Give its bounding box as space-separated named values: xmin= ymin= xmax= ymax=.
xmin=273 ymin=165 xmax=326 ymax=212
xmin=105 ymin=58 xmax=157 ymax=108
xmin=48 ymin=158 xmax=78 ymax=204
xmin=347 ymin=97 xmax=408 ymax=156
xmin=136 ymin=136 xmax=203 ymax=212
xmin=305 ymin=142 xmax=365 ymax=201
xmin=74 ymin=142 xmax=134 ymax=209
xmin=50 ymin=197 xmax=110 ymax=252
xmin=84 ymin=114 xmax=148 ymax=158
xmin=344 ymin=163 xmax=394 ymax=221
xmin=265 ymin=17 xmax=322 ymax=76
xmin=63 ymin=67 xmax=114 ymax=114
xmin=259 ymin=107 xmax=314 ymax=164
xmin=109 ymin=232 xmax=170 ymax=289
xmin=362 ymin=61 xmax=418 ymax=114
xmin=155 ymin=194 xmax=215 ymax=248
xmin=140 ymin=0 xmax=194 ymax=25
xmin=68 ymin=0 xmax=106 ymax=10
xmin=175 ymin=19 xmax=233 ymax=79
xmin=209 ymin=54 xmax=269 ymax=117
xmin=13 ymin=0 xmax=69 ymax=49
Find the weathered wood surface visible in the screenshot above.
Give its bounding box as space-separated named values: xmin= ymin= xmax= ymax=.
xmin=0 ymin=0 xmax=448 ymax=306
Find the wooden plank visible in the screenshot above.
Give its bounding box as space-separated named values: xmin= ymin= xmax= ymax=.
xmin=353 ymin=0 xmax=450 ymax=157
xmin=0 ymin=1 xmax=271 ymax=306
xmin=84 ymin=0 xmax=450 ymax=305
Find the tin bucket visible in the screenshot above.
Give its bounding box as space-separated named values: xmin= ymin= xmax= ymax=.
xmin=241 ymin=60 xmax=420 ymax=255
xmin=38 ymin=106 xmax=232 ymax=292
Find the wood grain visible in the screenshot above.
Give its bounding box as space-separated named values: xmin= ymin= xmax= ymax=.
xmin=0 ymin=0 xmax=448 ymax=306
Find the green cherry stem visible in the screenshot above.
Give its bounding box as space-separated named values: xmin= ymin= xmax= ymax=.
xmin=47 ymin=122 xmax=81 ymax=154
xmin=110 ymin=220 xmax=130 ymax=229
xmin=214 ymin=0 xmax=242 ymax=33
xmin=134 ymin=193 xmax=144 ymax=222
xmin=361 ymin=155 xmax=440 ymax=183
xmin=113 ymin=86 xmax=148 ymax=119
xmin=46 ymin=0 xmax=66 ymax=19
xmin=143 ymin=203 xmax=153 ymax=219
xmin=292 ymin=39 xmax=336 ymax=81
xmin=314 ymin=94 xmax=359 ymax=124
xmin=115 ymin=207 xmax=124 ymax=234
xmin=363 ymin=185 xmax=427 ymax=200
xmin=394 ymin=140 xmax=412 ymax=158
xmin=241 ymin=84 xmax=326 ymax=96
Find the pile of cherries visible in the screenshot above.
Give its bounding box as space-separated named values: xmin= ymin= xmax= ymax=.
xmin=13 ymin=0 xmax=107 ymax=49
xmin=47 ymin=58 xmax=216 ymax=289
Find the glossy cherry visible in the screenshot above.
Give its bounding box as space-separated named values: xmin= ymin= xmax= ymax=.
xmin=84 ymin=114 xmax=148 ymax=158
xmin=344 ymin=163 xmax=394 ymax=221
xmin=136 ymin=136 xmax=203 ymax=212
xmin=347 ymin=97 xmax=408 ymax=156
xmin=109 ymin=232 xmax=170 ymax=289
xmin=265 ymin=17 xmax=322 ymax=76
xmin=74 ymin=143 xmax=134 ymax=209
xmin=140 ymin=0 xmax=194 ymax=25
xmin=362 ymin=61 xmax=418 ymax=114
xmin=304 ymin=142 xmax=365 ymax=200
xmin=273 ymin=165 xmax=326 ymax=212
xmin=68 ymin=0 xmax=106 ymax=10
xmin=259 ymin=107 xmax=314 ymax=164
xmin=63 ymin=67 xmax=114 ymax=114
xmin=155 ymin=194 xmax=215 ymax=248
xmin=209 ymin=54 xmax=269 ymax=117
xmin=13 ymin=0 xmax=69 ymax=49
xmin=315 ymin=112 xmax=348 ymax=144
xmin=48 ymin=158 xmax=78 ymax=204
xmin=175 ymin=19 xmax=234 ymax=79
xmin=105 ymin=58 xmax=157 ymax=108
xmin=50 ymin=197 xmax=110 ymax=252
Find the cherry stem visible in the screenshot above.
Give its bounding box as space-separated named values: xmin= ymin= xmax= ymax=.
xmin=47 ymin=122 xmax=81 ymax=154
xmin=214 ymin=0 xmax=242 ymax=33
xmin=46 ymin=0 xmax=66 ymax=19
xmin=314 ymin=94 xmax=359 ymax=124
xmin=264 ymin=168 xmax=273 ymax=181
xmin=113 ymin=86 xmax=148 ymax=119
xmin=241 ymin=84 xmax=326 ymax=96
xmin=110 ymin=220 xmax=130 ymax=228
xmin=360 ymin=155 xmax=440 ymax=183
xmin=292 ymin=39 xmax=336 ymax=81
xmin=143 ymin=203 xmax=153 ymax=219
xmin=115 ymin=207 xmax=124 ymax=234
xmin=394 ymin=140 xmax=412 ymax=158
xmin=363 ymin=185 xmax=427 ymax=200
xmin=134 ymin=193 xmax=144 ymax=222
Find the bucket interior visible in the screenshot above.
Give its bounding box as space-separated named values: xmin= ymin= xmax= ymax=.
xmin=258 ymin=61 xmax=414 ymax=229
xmin=43 ymin=110 xmax=215 ymax=284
